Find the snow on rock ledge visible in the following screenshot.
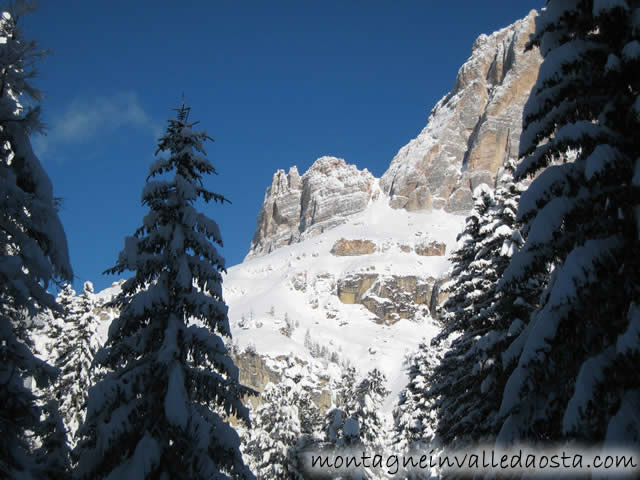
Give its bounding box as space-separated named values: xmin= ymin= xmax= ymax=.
xmin=336 ymin=273 xmax=435 ymax=324
xmin=415 ymin=240 xmax=447 ymax=257
xmin=246 ymin=157 xmax=375 ymax=259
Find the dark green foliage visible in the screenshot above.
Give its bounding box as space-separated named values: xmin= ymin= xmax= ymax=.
xmin=74 ymin=103 xmax=255 ymax=479
xmin=496 ymin=0 xmax=640 ymax=445
xmin=415 ymin=174 xmax=543 ymax=450
xmin=0 ymin=4 xmax=72 ymax=478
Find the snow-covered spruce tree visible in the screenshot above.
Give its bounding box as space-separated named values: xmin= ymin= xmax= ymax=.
xmin=244 ymin=378 xmax=320 ymax=480
xmin=38 ymin=283 xmax=81 ymax=468
xmin=74 ymin=103 xmax=255 ymax=479
xmin=393 ymin=339 xmax=446 ymax=455
xmin=436 ymin=183 xmax=510 ymax=339
xmin=392 ymin=338 xmax=459 ymax=480
xmin=51 ymin=281 xmax=101 ymax=447
xmin=325 ymin=370 xmax=388 ymax=479
xmin=321 ymin=368 xmax=362 ymax=473
xmin=0 ymin=3 xmax=73 ymax=479
xmin=347 ymin=368 xmax=389 ymax=452
xmin=322 ymin=408 xmax=370 ymax=480
xmin=324 ymin=368 xmax=389 ymax=452
xmin=44 ymin=283 xmax=77 ymax=359
xmin=497 ymin=0 xmax=640 ymax=447
xmin=424 ymin=174 xmax=545 ymax=449
xmin=322 ymin=366 xmax=356 ymax=447
xmin=245 ymin=383 xmax=300 ymax=479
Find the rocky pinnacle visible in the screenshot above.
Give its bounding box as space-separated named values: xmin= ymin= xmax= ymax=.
xmin=247 ymin=10 xmax=541 ymax=260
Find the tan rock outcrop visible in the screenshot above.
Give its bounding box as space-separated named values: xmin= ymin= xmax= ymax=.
xmin=405 ymin=185 xmax=433 ymax=212
xmin=246 ymin=157 xmax=375 ymax=259
xmin=336 ymin=273 xmax=378 ymax=305
xmin=381 ymin=10 xmax=541 ymax=214
xmin=248 ymin=167 xmax=303 ymax=258
xmin=415 ymin=240 xmax=446 ymax=256
xmin=233 ymin=351 xmax=281 ymax=408
xmin=337 ymin=273 xmax=436 ymax=324
xmin=330 ymin=239 xmax=377 ymax=256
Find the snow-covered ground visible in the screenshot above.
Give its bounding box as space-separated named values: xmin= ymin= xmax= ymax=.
xmin=42 ymin=182 xmax=465 ymax=414
xmin=223 ymin=182 xmax=466 ymax=410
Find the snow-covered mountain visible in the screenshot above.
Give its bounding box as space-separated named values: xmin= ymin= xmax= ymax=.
xmin=227 ymin=183 xmax=465 ymax=409
xmin=67 ymin=11 xmax=542 ymax=415
xmin=247 ymin=156 xmax=376 ymax=259
xmin=45 ymin=185 xmax=463 ymax=414
xmin=248 ymin=10 xmax=541 ymax=261
xmin=224 ymin=10 xmax=541 ymax=407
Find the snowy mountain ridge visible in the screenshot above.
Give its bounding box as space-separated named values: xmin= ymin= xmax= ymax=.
xmin=222 ymin=180 xmax=470 ymax=416
xmin=214 ymin=10 xmax=542 ymax=409
xmin=47 ymin=186 xmax=465 ymax=415
xmin=247 ymin=156 xmax=376 ymax=258
xmin=248 ymin=10 xmax=541 ymax=263
xmin=44 ymin=11 xmax=542 ymax=418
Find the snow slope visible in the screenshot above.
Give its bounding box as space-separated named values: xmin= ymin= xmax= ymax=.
xmin=224 ymin=181 xmax=466 ymax=410
xmin=31 ymin=182 xmax=464 ymax=416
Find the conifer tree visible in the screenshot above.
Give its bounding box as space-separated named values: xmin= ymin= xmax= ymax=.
xmin=391 ymin=170 xmax=545 ymax=479
xmin=321 ymin=367 xmax=363 ymax=477
xmin=436 ymin=184 xmax=509 ymax=338
xmin=324 ymin=368 xmax=389 ymax=452
xmin=426 ymin=175 xmax=543 ymax=448
xmin=37 ymin=397 xmax=73 ymax=479
xmin=393 ymin=340 xmax=445 ymax=455
xmin=246 ymin=383 xmax=300 ymax=480
xmin=245 ymin=378 xmax=320 ymax=480
xmin=323 ymin=366 xmax=357 ymax=440
xmin=51 ymin=281 xmax=101 ymax=446
xmin=74 ymin=102 xmax=255 ymax=479
xmin=0 ymin=3 xmax=73 ymax=478
xmin=348 ymin=369 xmax=389 ymax=451
xmin=321 ymin=406 xmax=371 ymax=480
xmin=497 ymin=0 xmax=640 ymax=447
xmin=45 ymin=284 xmax=78 ymax=363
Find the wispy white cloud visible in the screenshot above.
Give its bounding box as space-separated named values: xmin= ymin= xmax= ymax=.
xmin=33 ymin=92 xmax=162 ymax=159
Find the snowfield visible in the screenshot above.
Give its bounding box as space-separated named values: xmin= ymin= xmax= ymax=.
xmin=32 ymin=183 xmax=466 ymax=418
xmin=223 ymin=181 xmax=466 ymax=411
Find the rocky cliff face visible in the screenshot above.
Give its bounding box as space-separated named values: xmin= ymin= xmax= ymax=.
xmin=204 ymin=12 xmax=544 ymax=424
xmin=337 ymin=273 xmax=435 ymax=324
xmin=381 ymin=10 xmax=541 ymax=213
xmin=246 ymin=12 xmax=541 ymax=259
xmin=246 ymin=156 xmax=376 ymax=259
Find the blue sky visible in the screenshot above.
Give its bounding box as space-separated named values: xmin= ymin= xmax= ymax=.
xmin=22 ymin=0 xmax=543 ymax=293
